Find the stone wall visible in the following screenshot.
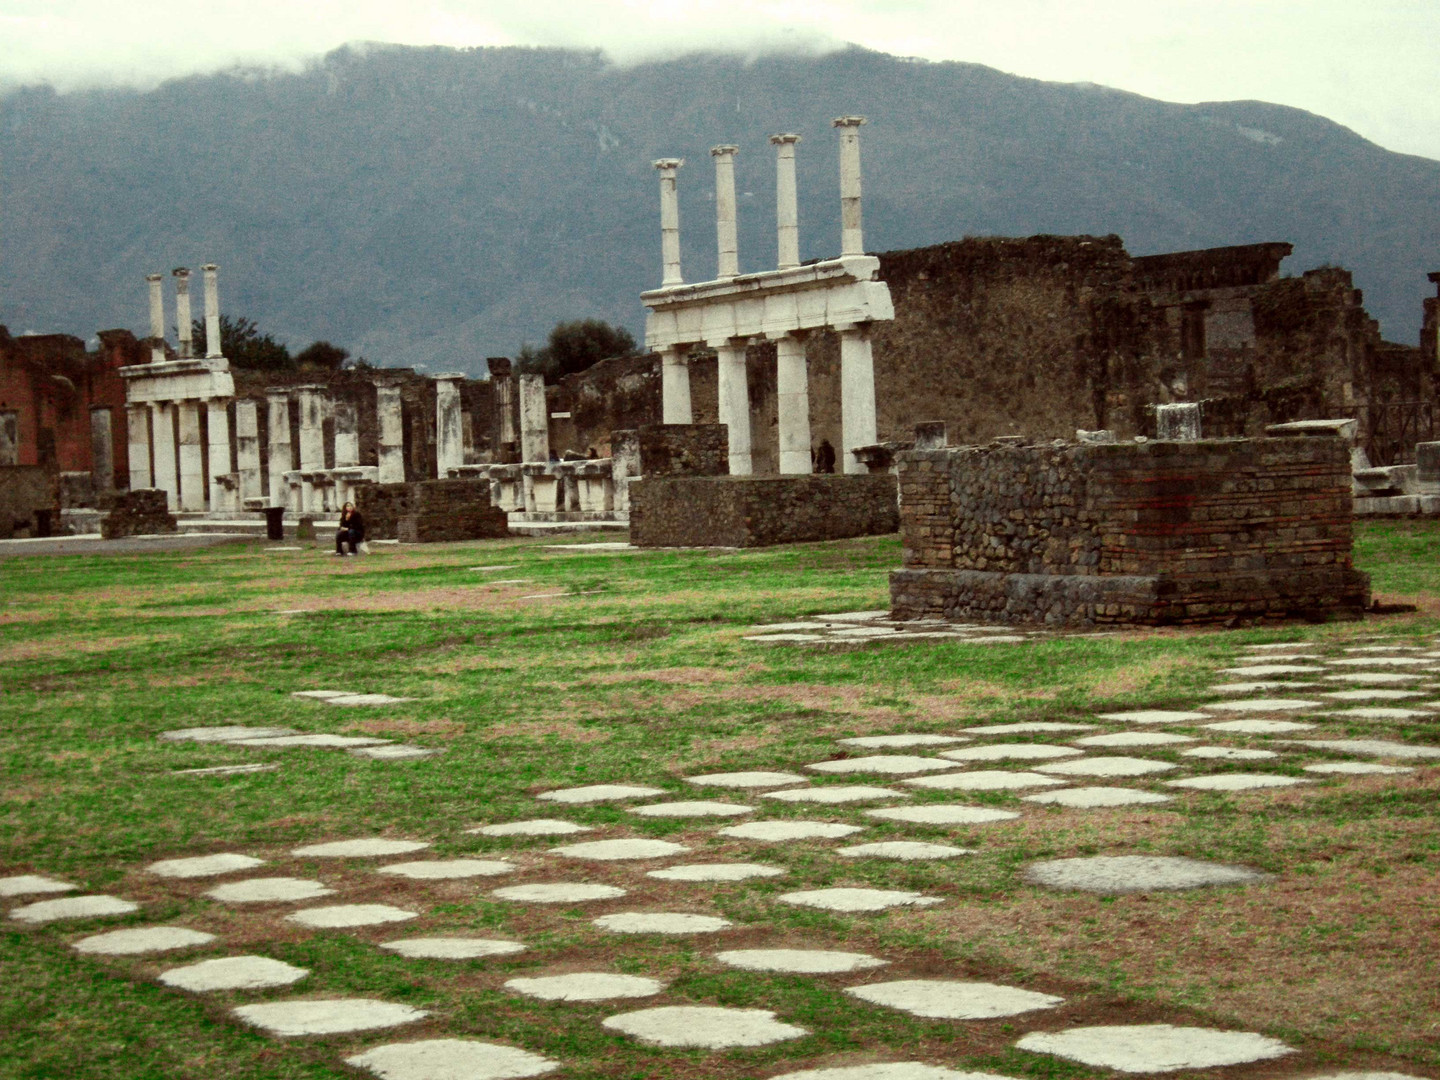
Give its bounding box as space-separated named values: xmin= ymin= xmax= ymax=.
xmin=0 ymin=464 xmax=60 ymax=539
xmin=630 ymin=474 xmax=898 ymax=548
xmin=100 ymin=488 xmax=176 ymax=539
xmin=891 ymin=437 xmax=1369 ymax=626
xmin=355 ymin=478 xmax=508 ymax=543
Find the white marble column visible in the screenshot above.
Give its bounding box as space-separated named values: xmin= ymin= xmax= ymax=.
xmin=235 ymin=400 xmax=262 ymax=502
xmin=711 ymin=145 xmax=739 ymax=279
xmin=146 ymin=274 xmax=166 ymax=363
xmin=433 ymin=375 xmax=464 ymax=477
xmin=334 ymin=400 xmax=359 ymax=467
xmin=775 ymin=334 xmax=812 ymax=474
xmin=201 ymin=264 xmax=222 ymax=358
xmin=653 ymin=158 xmax=684 ymax=286
xmin=89 ymin=407 xmax=114 ymax=493
xmin=839 ymin=326 xmax=878 ymax=474
xmin=661 ymin=347 xmax=693 ymax=424
xmin=266 ymin=392 xmax=292 ymax=507
xmin=833 ymin=117 xmax=866 ymax=257
xmin=297 ymin=387 xmax=325 ymax=471
xmin=126 ymin=404 xmax=152 ymax=490
xmin=173 ymin=268 xmax=193 ymax=359
xmin=151 ymin=403 xmax=178 ymax=508
xmin=206 ymin=399 xmax=232 ymax=511
xmin=715 ymin=340 xmax=752 ymax=475
xmin=177 ymin=400 xmax=205 ymax=510
xmin=519 ymin=373 xmax=549 ymax=463
xmin=770 ymin=133 xmax=802 ymax=270
xmin=376 ymin=385 xmax=405 ymax=483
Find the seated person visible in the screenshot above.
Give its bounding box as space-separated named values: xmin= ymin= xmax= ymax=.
xmin=335 ymin=502 xmax=365 ymax=556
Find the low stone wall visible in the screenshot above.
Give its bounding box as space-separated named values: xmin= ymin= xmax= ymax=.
xmin=356 ymin=479 xmax=508 ymax=543
xmin=100 ymin=489 xmax=177 ymax=539
xmin=0 ymin=465 xmax=60 ymax=539
xmin=618 ymin=424 xmax=729 ymax=477
xmin=891 ymin=437 xmax=1369 ymax=626
xmin=630 ymin=474 xmax=898 ymax=548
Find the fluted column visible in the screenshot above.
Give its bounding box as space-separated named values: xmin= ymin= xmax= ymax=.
xmin=201 ymin=264 xmax=222 ymax=358
xmin=126 ymin=404 xmax=152 ymax=490
xmin=660 ymin=347 xmax=692 ymax=424
xmin=715 ymin=340 xmax=751 ymax=475
xmin=207 ymin=398 xmax=232 ymax=511
xmin=833 ymin=116 xmax=866 ymax=257
xmin=770 ymin=134 xmax=801 ymax=270
xmin=653 ymin=158 xmax=684 ymax=286
xmin=173 ymin=268 xmax=193 ymax=359
xmin=146 ymin=274 xmax=166 ymax=363
xmin=711 ymin=145 xmax=739 ymax=279
xmin=839 ymin=326 xmax=877 ymax=474
xmin=775 ymin=334 xmax=812 ymax=474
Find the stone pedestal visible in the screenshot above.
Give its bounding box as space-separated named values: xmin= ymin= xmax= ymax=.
xmin=839 ymin=327 xmax=878 ymax=474
xmin=519 ymin=373 xmax=550 ymax=463
xmin=775 ymin=335 xmax=811 ymax=474
xmin=151 ymin=403 xmax=178 ymax=509
xmin=376 ymin=385 xmax=405 ymax=483
xmin=206 ymin=399 xmax=232 ymax=512
xmin=235 ymin=400 xmax=262 ymax=503
xmin=716 ymin=341 xmax=752 ymax=475
xmin=126 ymin=404 xmax=152 ymax=490
xmin=177 ymin=401 xmax=206 ymax=511
xmin=1156 ymin=402 xmax=1202 ymax=441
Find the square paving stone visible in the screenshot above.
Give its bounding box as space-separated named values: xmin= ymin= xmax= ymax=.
xmin=847 ymin=979 xmax=1062 ymax=1019
xmin=1304 ymin=762 xmax=1414 ymax=775
xmin=469 ymin=819 xmax=592 ymax=836
xmin=1015 ymin=1023 xmax=1293 ymax=1072
xmin=292 ymin=838 xmax=430 ymax=858
xmin=536 ymin=784 xmax=666 ymax=804
xmin=1166 ymin=774 xmax=1310 ymax=791
xmin=778 ymin=888 xmax=942 ymax=912
xmin=714 ymin=948 xmax=888 ymax=974
xmin=379 ymin=937 xmax=525 ymax=959
xmin=939 ymin=744 xmax=1082 ymax=762
xmin=233 ymin=998 xmax=428 ymax=1037
xmin=1203 ymin=719 xmax=1315 ymax=734
xmin=286 ymin=904 xmax=418 ymax=928
xmin=602 ymin=1005 xmax=805 ymax=1048
xmin=1285 ymin=738 xmax=1440 ymax=759
xmin=808 ymin=755 xmax=960 ymax=775
xmin=1094 ymin=710 xmax=1209 ymax=724
xmin=965 ymin=722 xmax=1095 ymax=734
xmin=839 ymin=734 xmax=969 ymax=748
xmin=206 ymin=877 xmax=334 ymax=904
xmin=9 ymin=895 xmax=138 ymax=923
xmin=235 ymin=734 xmax=393 ymax=748
xmin=1182 ymin=746 xmax=1278 ymax=760
xmin=837 ymin=842 xmax=972 ymax=860
xmin=1322 ymin=672 xmax=1422 ymax=683
xmin=1201 ymin=699 xmax=1322 ymax=712
xmin=1037 ymin=756 xmax=1176 ymax=778
xmin=377 ymin=859 xmax=515 ymax=880
xmin=1023 ymin=787 xmax=1173 ymax=808
xmin=351 ymin=1034 xmax=559 ymax=1076
xmin=866 ymin=805 xmax=1019 ymax=825
xmin=593 ymin=912 xmax=731 ymax=934
xmin=685 ymin=771 xmax=808 ymax=788
xmin=1024 ymin=856 xmax=1268 ymax=893
xmin=769 ymin=1065 xmax=1014 ymax=1080
xmin=629 ymin=801 xmax=753 ymax=818
xmin=493 ymin=883 xmax=626 ymax=904
xmin=160 ymin=726 xmax=297 ymax=742
xmin=72 ymin=926 xmax=216 ymax=955
xmin=504 ymin=972 xmax=664 ymax=1001
xmin=550 ymin=839 xmax=687 ymax=861
xmin=718 ymin=821 xmax=864 ymax=841
xmin=0 ymin=874 xmax=75 ymax=898
xmin=160 ymin=955 xmax=309 ymax=992
xmin=905 ymin=770 xmax=1067 ymax=791
xmin=647 ymin=863 xmax=785 ymax=882
xmin=766 ymin=785 xmax=908 ymax=804
xmin=1073 ymin=733 xmax=1194 ymax=748
xmin=146 ymin=853 xmax=264 ymax=879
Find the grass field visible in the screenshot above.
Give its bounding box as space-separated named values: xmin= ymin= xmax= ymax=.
xmin=1 ymin=522 xmax=1438 ymax=1080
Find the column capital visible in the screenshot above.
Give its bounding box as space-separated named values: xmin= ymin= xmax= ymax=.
xmin=172 ymin=267 xmax=191 ymax=286
xmin=710 ymin=144 xmax=738 ymax=157
xmin=146 ymin=272 xmax=163 ymax=282
xmin=832 ymin=116 xmax=866 ymax=128
xmin=769 ymin=133 xmax=802 ymax=145
xmin=200 ymin=263 xmax=217 ymax=272
xmin=652 ymin=157 xmax=684 ymax=173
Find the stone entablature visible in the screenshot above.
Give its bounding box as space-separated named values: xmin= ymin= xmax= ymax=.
xmin=119 ymin=358 xmax=234 ymax=403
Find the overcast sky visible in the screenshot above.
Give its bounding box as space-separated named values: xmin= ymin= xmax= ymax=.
xmin=3 ymin=0 xmax=1438 ymax=160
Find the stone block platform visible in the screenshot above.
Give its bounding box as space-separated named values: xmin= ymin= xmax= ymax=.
xmin=889 ymin=437 xmax=1369 ymax=627
xmin=356 ymin=479 xmax=508 ymax=543
xmin=630 ymin=474 xmax=898 ymax=548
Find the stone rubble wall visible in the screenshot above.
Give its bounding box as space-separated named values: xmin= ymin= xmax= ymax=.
xmin=630 ymin=424 xmax=729 ymax=477
xmin=0 ymin=464 xmax=60 ymax=539
xmin=100 ymin=488 xmax=177 ymax=539
xmin=630 ymin=474 xmax=898 ymax=548
xmin=355 ymin=478 xmax=508 ymax=543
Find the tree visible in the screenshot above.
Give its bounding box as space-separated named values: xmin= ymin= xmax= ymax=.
xmin=294 ymin=341 xmax=350 ymax=372
xmin=515 ymin=319 xmax=638 ymax=383
xmin=192 ymin=314 xmax=292 ymax=370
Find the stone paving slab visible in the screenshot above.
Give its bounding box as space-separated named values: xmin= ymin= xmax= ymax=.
xmin=146 ymin=853 xmax=264 ymax=878
xmin=286 ymin=903 xmax=418 ymax=928
xmin=72 ymin=926 xmax=217 ymax=955
xmin=160 ymin=725 xmax=298 ymax=742
xmin=1210 ymin=681 xmax=1314 ymax=694
xmin=377 ymin=859 xmax=515 ymax=879
xmin=905 ymin=770 xmax=1067 ymax=791
xmin=847 ymin=979 xmax=1062 ymax=1019
xmin=1218 ymin=665 xmax=1326 ymax=676
xmin=350 ymin=745 xmax=442 ymax=760
xmin=1037 ymin=756 xmax=1176 ymax=777
xmin=1203 ymin=719 xmax=1315 ymax=734
xmin=1166 ymin=774 xmax=1310 ymax=791
xmin=837 ymin=842 xmax=972 ymax=861
xmin=293 ymin=838 xmax=430 ymax=858
xmin=768 ymin=1065 xmax=1016 ymax=1080
xmin=629 ymin=800 xmax=754 ymax=818
xmin=550 ymin=839 xmax=688 ymax=861
xmin=866 ymin=805 xmax=1020 ymax=825
xmin=380 ymin=937 xmax=526 ymax=959
xmin=1284 ymin=739 xmax=1440 ymax=759
xmin=766 ymin=785 xmax=908 ymax=804
xmin=324 ymin=693 xmax=415 ymax=706
xmin=8 ymin=895 xmax=138 ymax=923
xmin=808 ymin=755 xmax=960 ymax=775
xmin=1322 ymin=672 xmax=1422 ymax=684
xmin=1073 ymin=733 xmax=1195 ymax=748
xmin=536 ymin=784 xmax=666 ymax=804
xmin=235 ymin=734 xmax=393 ymax=748
xmin=965 ymin=721 xmax=1096 ymax=734
xmin=493 ymin=883 xmax=627 ymax=904
xmin=233 ymin=998 xmax=428 ymax=1037
xmin=1182 ymin=746 xmax=1278 ymax=760
xmin=206 ymin=877 xmax=334 ymax=903
xmin=1321 ymin=689 xmax=1428 ymax=701
xmin=173 ymin=763 xmax=279 ymax=776
xmin=715 ymin=948 xmax=889 ymax=974
xmin=939 ymin=744 xmax=1082 ymax=762
xmin=745 ymin=633 xmax=829 ymax=643
xmin=470 ymin=819 xmax=592 ymax=836
xmin=1015 ymin=1023 xmax=1293 ymax=1072
xmin=602 ymin=1005 xmax=806 ymax=1048
xmin=685 ymin=770 xmax=809 ymax=788
xmin=1246 ymin=643 xmax=1310 ymax=651
xmin=293 ymin=690 xmax=352 ymax=700
xmin=647 ymin=863 xmax=785 ymax=882
xmin=347 ymin=1038 xmax=558 ymax=1080
xmin=1319 ymin=707 xmax=1439 ymax=720
xmin=719 ymin=821 xmax=864 ymax=841
xmin=1201 ymin=698 xmax=1322 ymax=712
xmin=160 ymin=955 xmax=309 ymax=992
xmin=593 ymin=912 xmax=732 ymax=934
xmin=504 ymin=972 xmax=665 ymax=1001
xmin=0 ymin=874 xmax=75 ymax=897
xmin=840 ymin=734 xmax=970 ymax=748
xmin=1305 ymin=762 xmax=1414 ymax=775
xmin=1328 ymin=656 xmax=1429 ymax=667
xmin=1344 ymin=645 xmax=1423 ymax=652
xmin=1094 ymin=710 xmax=1209 ymax=724
xmin=1023 ymin=787 xmax=1174 ymax=808
xmin=778 ymin=888 xmax=942 ymax=912
xmin=1025 ymin=856 xmax=1268 ymax=893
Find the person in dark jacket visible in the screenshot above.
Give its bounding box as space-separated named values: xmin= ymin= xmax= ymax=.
xmin=335 ymin=502 xmax=365 ymax=556
xmin=815 ymin=439 xmax=837 ymax=474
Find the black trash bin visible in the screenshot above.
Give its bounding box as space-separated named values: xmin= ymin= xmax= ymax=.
xmin=263 ymin=506 xmax=285 ymax=541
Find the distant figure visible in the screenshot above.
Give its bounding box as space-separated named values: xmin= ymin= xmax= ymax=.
xmin=587 ymin=446 xmax=598 ymax=459
xmin=335 ymin=502 xmax=365 ymax=556
xmin=816 ymin=439 xmax=836 ymax=474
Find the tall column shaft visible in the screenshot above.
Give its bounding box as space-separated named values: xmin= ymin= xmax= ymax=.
xmin=151 ymin=402 xmax=178 ymax=509
xmin=89 ymin=407 xmax=115 ymax=493
xmin=839 ymin=327 xmax=878 ymax=474
xmin=206 ymin=399 xmax=232 ymax=511
xmin=653 ymin=158 xmax=684 ymax=286
xmin=434 ymin=378 xmax=464 ymax=476
xmin=661 ymin=347 xmax=693 ymax=424
xmin=201 ymin=264 xmax=222 ymax=358
xmin=333 ymin=400 xmax=359 ymax=467
xmin=776 ymin=335 xmax=812 ymax=474
xmin=177 ymin=400 xmax=205 ymax=511
xmin=833 ymin=116 xmax=866 ymax=257
xmin=297 ymin=388 xmax=325 ymax=471
xmin=711 ymin=145 xmax=739 ymax=279
xmin=376 ymin=385 xmax=405 ymax=483
xmin=518 ymin=374 xmax=550 ymax=463
xmin=770 ymin=134 xmax=801 ymax=270
xmin=266 ymin=392 xmax=293 ymax=506
xmin=146 ymin=274 xmax=166 ymax=363
xmin=173 ymin=268 xmax=193 ymax=359
xmin=126 ymin=404 xmax=152 ymax=490
xmin=235 ymin=399 xmax=262 ymax=502
xmin=715 ymin=341 xmax=752 ymax=475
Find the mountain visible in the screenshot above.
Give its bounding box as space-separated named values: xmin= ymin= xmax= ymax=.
xmin=3 ymin=44 xmax=1438 ymax=377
